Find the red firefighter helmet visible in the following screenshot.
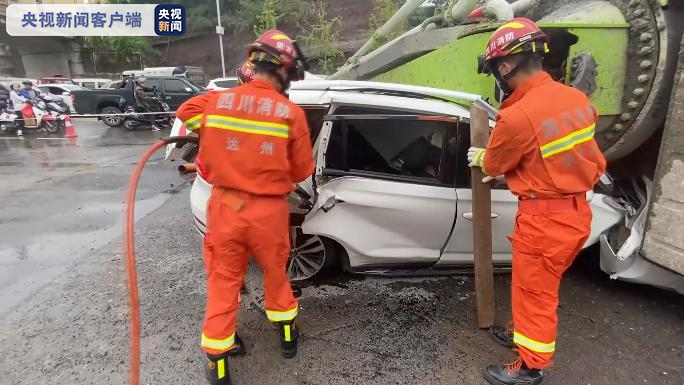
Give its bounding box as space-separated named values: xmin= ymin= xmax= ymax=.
xmin=478 ymin=18 xmax=549 ymax=75
xmin=236 ymin=61 xmax=256 ymax=85
xmin=248 ymin=29 xmax=309 ymax=82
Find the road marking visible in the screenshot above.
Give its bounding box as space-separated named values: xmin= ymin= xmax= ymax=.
xmin=36 ymin=137 xmax=70 ymax=140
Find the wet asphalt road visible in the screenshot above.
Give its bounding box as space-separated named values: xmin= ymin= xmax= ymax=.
xmin=0 ymin=121 xmax=682 ymax=385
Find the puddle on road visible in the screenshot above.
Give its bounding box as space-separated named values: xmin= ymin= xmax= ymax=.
xmin=0 ymin=192 xmax=171 ymax=318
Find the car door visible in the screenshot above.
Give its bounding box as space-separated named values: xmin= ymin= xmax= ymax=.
xmin=301 ymin=114 xmax=459 ymax=271
xmin=438 ymin=122 xmax=518 ymax=266
xmin=162 ymin=78 xmax=194 ymax=109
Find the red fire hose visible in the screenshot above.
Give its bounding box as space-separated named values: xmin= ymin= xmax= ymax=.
xmin=124 ymin=136 xmax=199 ymax=385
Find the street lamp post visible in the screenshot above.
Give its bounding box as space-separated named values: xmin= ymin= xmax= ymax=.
xmin=215 ymin=0 xmax=226 ymax=77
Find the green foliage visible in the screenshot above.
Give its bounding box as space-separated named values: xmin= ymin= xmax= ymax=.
xmin=108 ymin=0 xmax=307 ymax=35
xmin=228 ymin=0 xmax=306 ymax=34
xmin=368 ymin=0 xmax=408 ymax=50
xmin=254 ymin=0 xmax=281 ymax=36
xmin=81 ymin=36 xmax=153 ymax=57
xmin=80 ymin=35 xmax=157 ymax=74
xmin=298 ymin=0 xmax=345 ymax=74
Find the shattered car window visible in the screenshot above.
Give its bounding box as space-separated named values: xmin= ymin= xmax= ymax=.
xmin=345 ymin=119 xmax=449 ymax=181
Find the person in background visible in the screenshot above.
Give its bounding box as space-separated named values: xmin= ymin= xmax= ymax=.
xmin=9 ymin=83 xmax=27 ymax=108
xmin=8 ymin=83 xmax=27 ymax=136
xmin=133 ymin=78 xmax=161 ymax=131
xmin=18 ymin=80 xmax=36 ymax=101
xmin=236 ymin=61 xmax=256 ymax=86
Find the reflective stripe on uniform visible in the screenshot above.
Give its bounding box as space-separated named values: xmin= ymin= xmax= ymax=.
xmin=201 ymin=333 xmax=235 ymax=351
xmin=513 ymin=331 xmax=556 ymax=353
xmin=184 ymin=114 xmax=203 ymax=131
xmin=266 ymin=306 xmax=298 ymax=322
xmin=205 ymin=114 xmax=289 ymax=138
xmin=217 ymin=358 xmax=226 ymax=379
xmin=540 ymin=123 xmax=595 ymax=158
xmin=284 ymin=324 xmax=291 ymax=342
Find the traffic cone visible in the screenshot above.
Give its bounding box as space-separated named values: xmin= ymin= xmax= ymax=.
xmin=64 ymin=116 xmax=78 ymax=138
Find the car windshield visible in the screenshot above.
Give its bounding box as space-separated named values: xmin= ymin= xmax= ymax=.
xmin=186 ymin=81 xmax=205 ymax=92
xmin=213 ymin=79 xmax=239 ymax=89
xmin=44 ymin=79 xmax=75 ymax=85
xmin=58 ymin=84 xmax=88 ymax=91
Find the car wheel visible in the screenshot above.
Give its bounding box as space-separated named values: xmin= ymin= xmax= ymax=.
xmin=287 ymin=226 xmax=336 ymax=281
xmin=101 ymin=106 xmax=122 ymax=127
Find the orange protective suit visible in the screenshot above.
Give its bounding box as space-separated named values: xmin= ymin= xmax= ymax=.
xmin=177 ymin=79 xmax=314 ymax=355
xmin=482 ymin=71 xmax=606 ymax=369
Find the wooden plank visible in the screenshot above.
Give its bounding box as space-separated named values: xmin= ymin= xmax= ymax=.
xmin=469 ymin=104 xmax=495 ymax=329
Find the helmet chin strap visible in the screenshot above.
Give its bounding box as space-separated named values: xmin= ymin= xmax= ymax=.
xmin=276 ymin=73 xmax=290 ymax=96
xmin=491 ymin=53 xmax=533 ymax=100
xmin=492 ymin=65 xmax=513 ymax=101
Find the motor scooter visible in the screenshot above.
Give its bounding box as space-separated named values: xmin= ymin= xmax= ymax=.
xmin=0 ymin=98 xmax=66 ymax=135
xmin=120 ymin=94 xmax=173 ymax=131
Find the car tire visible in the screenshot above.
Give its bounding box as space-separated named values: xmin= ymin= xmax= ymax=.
xmin=287 ymin=226 xmax=338 ymax=281
xmin=101 ymin=106 xmax=122 ymax=127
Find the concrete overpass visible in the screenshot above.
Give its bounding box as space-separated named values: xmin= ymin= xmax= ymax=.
xmin=0 ymin=0 xmax=87 ymax=78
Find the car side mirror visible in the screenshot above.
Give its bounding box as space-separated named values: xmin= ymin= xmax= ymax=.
xmin=62 ymin=92 xmax=70 ymax=96
xmin=185 ymin=87 xmax=193 ymax=93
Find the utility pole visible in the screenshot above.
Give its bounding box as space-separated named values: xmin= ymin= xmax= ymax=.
xmin=215 ymin=0 xmax=226 ymax=78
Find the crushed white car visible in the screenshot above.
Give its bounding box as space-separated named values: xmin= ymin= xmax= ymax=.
xmin=167 ymin=80 xmax=681 ymax=293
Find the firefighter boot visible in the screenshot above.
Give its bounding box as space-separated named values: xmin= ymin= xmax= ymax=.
xmin=277 ymin=320 xmax=299 ymax=358
xmin=205 ymin=352 xmax=232 ymax=385
xmin=489 ymin=325 xmax=516 ymax=348
xmin=484 ymin=358 xmax=543 ymax=385
xmin=226 ymin=333 xmax=245 ymax=356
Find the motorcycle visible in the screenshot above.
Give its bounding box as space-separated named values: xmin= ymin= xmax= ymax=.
xmin=119 ymin=95 xmax=174 ymax=131
xmin=0 ymin=98 xmax=66 ymax=135
xmin=41 ymin=93 xmax=70 ymax=115
xmin=20 ymin=98 xmax=66 ymax=133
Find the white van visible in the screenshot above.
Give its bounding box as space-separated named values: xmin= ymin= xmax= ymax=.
xmin=142 ymin=66 xmax=205 ymax=87
xmin=73 ymin=78 xmax=113 ymax=89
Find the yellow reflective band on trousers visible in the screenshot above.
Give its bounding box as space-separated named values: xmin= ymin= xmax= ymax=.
xmin=205 ymin=115 xmax=289 ymax=139
xmin=513 ymin=331 xmax=556 ymax=353
xmin=201 ymin=333 xmax=235 ymax=351
xmin=540 ymin=123 xmax=595 ymax=158
xmin=284 ymin=324 xmax=291 ymax=342
xmin=266 ymin=306 xmax=298 ymax=322
xmin=184 ymin=114 xmax=203 ymax=132
xmin=217 ymin=358 xmax=226 ymax=379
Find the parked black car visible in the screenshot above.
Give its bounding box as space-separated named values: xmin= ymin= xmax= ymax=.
xmin=71 ymin=76 xmax=204 ymax=127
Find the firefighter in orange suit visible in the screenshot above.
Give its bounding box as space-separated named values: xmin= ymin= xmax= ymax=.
xmin=176 ymin=30 xmax=314 ymax=385
xmin=236 ymin=61 xmax=256 ymax=86
xmin=469 ymin=18 xmax=607 ymax=385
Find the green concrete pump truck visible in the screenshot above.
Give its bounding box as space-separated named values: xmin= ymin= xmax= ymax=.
xmin=331 ymin=0 xmax=684 ymax=293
